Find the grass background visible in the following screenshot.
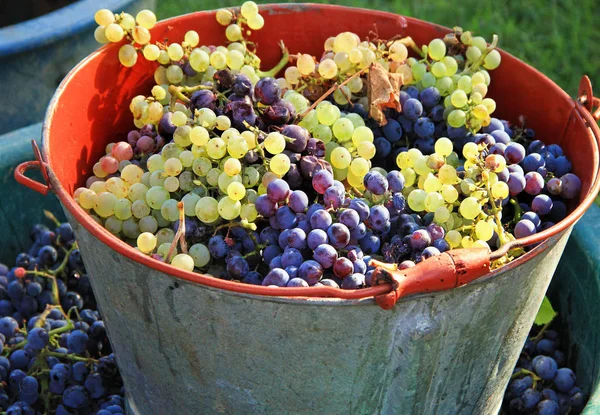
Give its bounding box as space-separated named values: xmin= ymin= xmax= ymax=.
xmin=157 ymin=0 xmax=600 ymax=98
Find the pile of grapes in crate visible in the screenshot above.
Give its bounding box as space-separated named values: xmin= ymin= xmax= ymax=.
xmin=0 ymin=214 xmax=126 ymax=414
xmin=82 ymin=3 xmax=583 ymax=289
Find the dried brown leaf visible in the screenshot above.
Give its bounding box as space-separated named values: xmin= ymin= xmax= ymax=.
xmin=367 ymin=62 xmax=404 ymax=126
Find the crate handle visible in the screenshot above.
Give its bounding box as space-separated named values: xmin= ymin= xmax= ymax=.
xmin=14 ymin=140 xmax=52 ymax=196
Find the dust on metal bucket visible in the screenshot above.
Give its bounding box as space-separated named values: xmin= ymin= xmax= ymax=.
xmin=14 ymin=4 xmax=600 ymax=414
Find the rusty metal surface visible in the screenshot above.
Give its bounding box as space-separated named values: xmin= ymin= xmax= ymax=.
xmin=65 ymin=208 xmax=572 ymax=415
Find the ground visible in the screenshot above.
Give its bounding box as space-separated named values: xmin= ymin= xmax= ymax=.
xmin=157 ymin=0 xmax=600 ymax=98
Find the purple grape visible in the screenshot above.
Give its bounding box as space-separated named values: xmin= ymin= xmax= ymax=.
xmin=364 ymin=172 xmax=388 ymax=195
xmin=522 ymin=153 xmax=545 ymax=172
xmin=323 ymin=185 xmax=345 ymax=209
xmin=427 ymin=224 xmax=445 ymax=241
xmin=285 ymin=266 xmax=299 ymax=279
xmin=255 ymin=195 xmax=277 ymax=217
xmin=326 ymin=224 xmax=351 ymax=249
xmin=409 ymin=230 xmax=431 ymax=251
xmin=254 ymin=77 xmax=281 ymax=105
xmin=127 ymin=130 xmax=141 ymax=146
xmin=307 ymin=229 xmax=328 ymax=250
xmin=490 ymin=130 xmax=511 ymax=144
xmin=287 ymin=228 xmax=307 ymax=250
xmin=306 ymin=203 xmax=325 ymax=220
xmin=504 ymin=143 xmax=526 ymax=164
xmin=232 ymin=74 xmax=252 ymax=96
xmin=349 ymin=199 xmax=370 ymax=221
xmin=554 ymin=156 xmax=572 ymax=176
xmin=288 ymin=190 xmax=308 ymax=213
xmin=309 ymin=210 xmax=333 ymax=230
xmin=521 ymin=211 xmax=541 ymax=228
xmin=320 ymin=279 xmax=339 ymax=288
xmin=312 ymin=170 xmax=334 ymax=194
xmin=267 ymin=179 xmax=290 ymax=203
xmin=353 ymin=259 xmax=367 ymax=274
xmin=275 ymin=206 xmax=298 ymax=229
xmin=560 ymin=173 xmax=581 ymax=199
xmin=522 ymin=388 xmax=542 ymax=410
xmin=432 ymin=238 xmax=450 ymax=252
xmin=281 ymin=248 xmax=304 ymax=268
xmin=508 ymin=172 xmax=526 ymax=196
xmin=382 ymin=119 xmax=403 ymax=143
xmin=546 ymin=178 xmax=562 ymax=195
xmin=369 ymin=205 xmax=390 ymax=231
xmin=524 ymin=172 xmax=544 ymax=195
xmin=515 ymin=219 xmax=537 ymax=238
xmin=554 ymin=368 xmax=576 ymax=393
xmin=387 ymin=171 xmax=405 ymax=192
xmin=263 ymin=104 xmax=292 ymax=126
xmin=158 ymin=112 xmax=177 ymax=136
xmin=414 ymin=117 xmax=435 ymax=138
xmin=298 ymin=260 xmax=323 ymax=285
xmin=333 ymin=257 xmax=353 ymax=279
xmin=349 ymin=222 xmax=367 ymax=241
xmin=227 ymin=101 xmax=257 ymax=130
xmin=549 ymin=201 xmax=567 ymax=223
xmin=528 ymin=140 xmax=546 ymax=154
xmin=537 ymin=400 xmax=559 ymax=415
xmin=374 ymin=137 xmax=392 ymax=158
xmin=262 ymin=268 xmax=290 ymax=287
xmin=341 ymin=273 xmax=365 ymax=289
xmin=532 ymin=195 xmax=553 ymax=216
xmin=419 ymin=86 xmax=441 ymax=108
xmin=287 ymin=278 xmax=309 ymax=287
xmin=190 ymin=90 xmax=217 ymax=111
xmin=281 ymin=124 xmax=309 ymax=153
xmin=534 ymin=356 xmax=558 ymax=380
xmin=263 ymin=245 xmax=282 ymax=265
xmin=403 ymin=98 xmax=423 ymax=120
xmin=359 ymin=232 xmax=380 ymax=254
xmin=339 ymin=209 xmax=360 ymax=230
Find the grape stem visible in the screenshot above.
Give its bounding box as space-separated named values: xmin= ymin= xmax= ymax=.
xmin=531 ymin=317 xmax=557 ymax=343
xmin=511 ymin=368 xmax=541 ymax=388
xmin=298 ymin=67 xmax=369 ymax=119
xmin=256 ymin=41 xmax=289 ymax=78
xmin=166 ymin=202 xmax=188 ymax=262
xmin=462 ymin=34 xmax=499 ymax=74
xmin=509 ymin=198 xmax=523 ymax=225
xmin=398 ymin=36 xmax=427 ymax=59
xmin=43 ymin=210 xmax=62 ymax=227
xmin=484 ymin=173 xmax=509 ymax=246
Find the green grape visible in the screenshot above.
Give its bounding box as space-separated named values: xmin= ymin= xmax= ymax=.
xmin=441 ymin=56 xmax=458 ymax=75
xmin=114 ymin=198 xmax=133 ymax=220
xmin=94 ymin=193 xmax=118 ymax=218
xmin=333 ymin=87 xmax=352 ymax=105
xmin=179 ymin=171 xmax=195 ymax=192
xmin=471 ymin=36 xmax=487 ymax=51
xmin=190 ymin=49 xmax=210 ymax=72
xmin=349 ymin=158 xmax=370 ymax=177
xmin=104 ymin=216 xmax=123 ymax=234
xmin=389 ymin=41 xmax=408 ymax=61
xmin=332 ymin=118 xmax=354 ymax=141
xmin=121 ymin=217 xmax=140 ymax=239
xmin=422 ymin=72 xmax=436 ymax=88
xmin=298 ymin=110 xmax=319 ymax=132
xmin=408 ymin=189 xmax=427 ymax=212
xmin=227 ymin=137 xmax=249 ymax=159
xmin=396 ymin=152 xmax=411 ymax=169
xmin=434 ymin=206 xmax=451 ymax=224
xmin=210 ymin=51 xmax=228 ymax=69
xmin=131 ymin=199 xmax=151 ymax=219
xmin=223 ymin=158 xmax=242 ymax=177
xmin=156 ymin=243 xmax=173 ymax=260
xmin=105 ymin=23 xmax=125 ymax=42
xmin=347 ymin=77 xmax=363 ymax=95
xmin=137 ymin=232 xmax=157 ymax=253
xmin=163 ymin=158 xmax=182 ymax=177
xmin=284 ymin=67 xmax=302 ymax=85
xmin=146 ymin=186 xmax=170 ymax=210
xmin=89 ymin=181 xmax=107 ymax=195
xmin=189 ymin=244 xmax=211 ymax=267
xmin=149 ymin=171 xmax=167 ymax=187
xmin=451 ymin=90 xmax=468 ymax=108
xmin=218 ymin=172 xmax=242 ymax=194
xmin=316 ymin=103 xmax=341 ymax=126
xmin=462 ymin=142 xmax=479 ymax=160
xmin=431 ymin=62 xmax=447 ymax=78
xmin=77 ymin=188 xmax=97 ymax=210
xmin=457 ymin=76 xmax=473 ymax=93
xmin=166 ymin=65 xmax=184 ymax=84
xmin=184 ymin=30 xmax=200 ymax=47
xmin=264 ymin=132 xmax=286 ymax=154
xmin=466 ymin=46 xmax=482 ymax=63
xmin=424 ymin=192 xmax=444 ymax=212
xmin=247 ymin=13 xmax=264 ymax=30
xmin=171 ymin=254 xmax=195 ymax=271
xmin=446 ymin=230 xmax=462 ymax=248
xmin=448 ymin=110 xmax=466 ymax=128
xmin=312 ymin=124 xmax=332 ymax=144
xmin=178 ymin=150 xmax=194 ymax=168
xmin=241 ymin=131 xmax=257 ymax=150
xmin=439 ymin=165 xmax=459 ymax=185
xmin=164 ymin=177 xmax=179 ymax=192
xmin=333 ymin=32 xmax=359 ymax=53
xmin=206 ymin=168 xmax=221 ymax=186
xmin=491 ymin=181 xmax=509 ymax=199
xmin=156 ymin=228 xmax=175 ymax=247
xmin=318 ymin=59 xmax=338 ymax=79
xmin=348 ymin=48 xmax=363 ymax=64
xmin=473 ymin=104 xmax=489 ymax=120
xmin=472 ymin=71 xmax=486 ymax=85
xmin=195 ymin=196 xmax=219 ymax=223
xmin=146 ymin=155 xmax=164 ymax=173
xmin=475 ymin=220 xmax=494 ymax=241
xmin=246 ymin=189 xmax=258 ymax=203
xmin=435 ymin=77 xmax=454 ymax=95
xmin=482 ymin=98 xmax=496 ymax=114
xmin=240 ymin=204 xmax=258 ymax=222
xmin=483 ymin=49 xmax=502 ymax=71
xmin=95 ymin=9 xmax=115 ymax=26
xmin=424 ymin=176 xmax=442 ymax=193
xmin=332 ymin=167 xmax=347 ymax=182
xmin=434 ymin=137 xmax=453 ymax=157
xmin=180 ymin=193 xmax=201 ymax=217
xmin=226 ymin=50 xmax=245 ymax=70
xmin=139 ymin=216 xmax=158 ymax=234
xmin=218 ymin=196 xmax=241 ymax=220
xmin=227 ymin=182 xmax=246 ymax=201
xmin=402 ymin=168 xmax=416 ymax=186
xmin=351 ymin=126 xmax=374 ymax=146
xmin=426 ymin=154 xmax=445 ymax=170
xmin=473 ymin=240 xmax=489 ymax=249
xmin=428 ymin=38 xmax=446 ymax=60
xmin=242 ymin=167 xmax=260 ymax=187
xmin=411 ymin=62 xmax=427 ymax=81
xmin=160 ymin=199 xmax=179 ymax=222
xmin=330 ymin=147 xmax=352 ymax=169
xmin=206 ymin=138 xmax=227 ymax=159
xmin=413 ymin=156 xmax=432 ymax=176
xmin=270 ymin=154 xmax=291 ymax=175
xmin=286 ymin=92 xmax=309 ymax=113
xmin=192 ymin=158 xmax=211 ymax=177
xmin=118 ymin=45 xmax=137 ymax=67
xmin=357 ymin=141 xmax=376 ymax=160
xmin=345 ymin=113 xmax=365 ymax=128
xmin=459 ymin=197 xmax=481 ymax=220
xmin=297 ymin=53 xmax=316 ymax=75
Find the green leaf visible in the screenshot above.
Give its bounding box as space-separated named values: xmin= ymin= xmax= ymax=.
xmin=534 ymin=296 xmax=557 ymax=326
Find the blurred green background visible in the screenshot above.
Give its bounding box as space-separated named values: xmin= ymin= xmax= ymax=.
xmin=157 ymin=0 xmax=599 ymax=97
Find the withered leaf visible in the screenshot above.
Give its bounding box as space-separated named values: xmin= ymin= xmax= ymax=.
xmin=367 ymin=62 xmax=404 ymax=126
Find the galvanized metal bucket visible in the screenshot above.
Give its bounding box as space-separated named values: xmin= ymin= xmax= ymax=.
xmin=15 ymin=4 xmax=600 ymax=414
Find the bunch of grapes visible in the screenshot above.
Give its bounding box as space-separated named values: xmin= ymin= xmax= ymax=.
xmin=77 ymin=2 xmax=585 ymax=286
xmin=502 ymin=326 xmax=586 ymax=415
xmin=0 ymin=215 xmax=126 ymax=414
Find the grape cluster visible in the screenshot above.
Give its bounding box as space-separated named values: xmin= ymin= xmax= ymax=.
xmin=502 ymin=328 xmax=586 ymax=414
xmin=0 ymin=215 xmax=126 ymax=414
xmin=81 ymin=1 xmax=585 ymax=285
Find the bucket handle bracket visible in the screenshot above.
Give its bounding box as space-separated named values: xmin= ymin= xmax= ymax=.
xmin=14 ymin=140 xmax=52 ymax=196
xmin=578 ymin=75 xmax=600 ymax=121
